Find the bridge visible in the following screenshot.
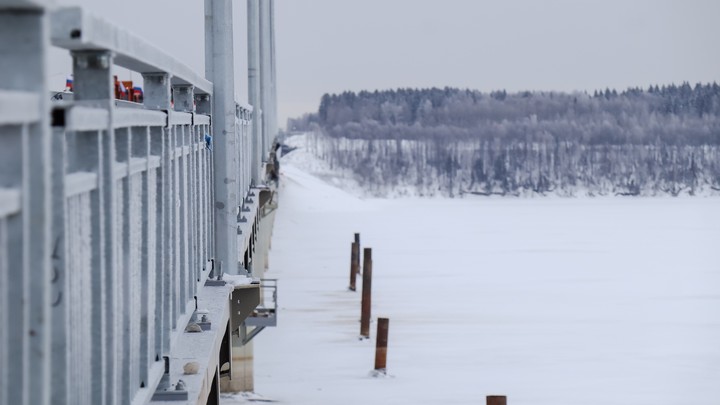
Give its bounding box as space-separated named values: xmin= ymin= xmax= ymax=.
xmin=0 ymin=0 xmax=280 ymax=404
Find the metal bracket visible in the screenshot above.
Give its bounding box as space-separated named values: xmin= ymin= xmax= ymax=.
xmin=151 ymin=357 xmax=189 ymax=401
xmin=187 ymin=311 xmax=211 ymax=331
xmin=194 ymin=93 xmax=211 ymax=114
xmin=197 ymin=312 xmax=211 ymax=331
xmin=241 ymin=325 xmax=266 ymax=345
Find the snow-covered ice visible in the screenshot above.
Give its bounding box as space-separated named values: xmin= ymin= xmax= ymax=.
xmin=225 ymin=159 xmax=720 ymax=404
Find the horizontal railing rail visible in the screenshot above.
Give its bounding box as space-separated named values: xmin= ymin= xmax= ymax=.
xmin=51 ymin=7 xmax=213 ymax=96
xmin=0 ymin=90 xmax=41 ymax=124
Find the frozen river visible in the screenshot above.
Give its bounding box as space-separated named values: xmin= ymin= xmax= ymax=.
xmin=228 ymin=163 xmax=720 ymax=405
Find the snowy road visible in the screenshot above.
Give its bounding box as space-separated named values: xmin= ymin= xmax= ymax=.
xmin=226 ymin=162 xmax=720 ymax=405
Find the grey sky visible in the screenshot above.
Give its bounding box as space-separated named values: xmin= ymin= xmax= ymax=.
xmin=52 ymin=0 xmax=720 ymax=128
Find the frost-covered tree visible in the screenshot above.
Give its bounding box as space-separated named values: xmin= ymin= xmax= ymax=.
xmin=294 ymin=84 xmax=720 ymax=197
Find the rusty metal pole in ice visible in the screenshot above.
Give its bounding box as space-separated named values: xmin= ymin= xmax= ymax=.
xmin=360 ymin=248 xmax=373 ymax=338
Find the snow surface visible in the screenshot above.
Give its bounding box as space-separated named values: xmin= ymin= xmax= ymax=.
xmin=223 ymin=274 xmax=254 ymax=287
xmin=223 ymin=157 xmax=720 ymax=404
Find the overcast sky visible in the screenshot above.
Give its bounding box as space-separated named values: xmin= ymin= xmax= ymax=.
xmin=52 ymin=0 xmax=720 ymax=128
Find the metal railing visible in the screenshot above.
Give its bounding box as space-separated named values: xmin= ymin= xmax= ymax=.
xmin=49 ymin=103 xmax=220 ymax=405
xmin=0 ymin=1 xmax=279 ymax=404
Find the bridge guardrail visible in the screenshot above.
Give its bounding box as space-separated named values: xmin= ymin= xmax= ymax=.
xmin=50 ymin=101 xmax=216 ymax=405
xmin=1 ymin=1 xmax=273 ymax=404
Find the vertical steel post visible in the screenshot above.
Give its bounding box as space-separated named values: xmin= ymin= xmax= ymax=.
xmin=234 ymin=104 xmax=244 ymax=200
xmin=269 ymin=0 xmax=278 ymax=145
xmin=143 ymin=73 xmax=172 ymax=110
xmin=195 ymin=93 xmax=211 ymax=115
xmin=134 ymin=125 xmax=152 ymax=390
xmin=259 ymin=0 xmax=271 ymax=162
xmin=149 ymin=126 xmax=167 ymax=361
xmin=247 ymin=0 xmax=261 ymax=184
xmin=143 ymin=71 xmax=173 ymax=369
xmin=116 ymin=125 xmax=132 ymax=405
xmin=205 ymin=0 xmax=242 ymax=275
xmin=360 ymin=248 xmax=372 ymax=338
xmin=0 ymin=4 xmax=52 ymax=405
xmin=172 ymin=85 xmax=195 ymax=112
xmin=50 ymin=124 xmax=68 ymax=405
xmin=72 ymin=49 xmax=119 ymax=405
xmin=374 ymin=318 xmax=389 ymax=371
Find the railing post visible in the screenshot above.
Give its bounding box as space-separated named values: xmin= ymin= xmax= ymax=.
xmin=133 ymin=125 xmax=152 ymax=391
xmin=143 ymin=73 xmax=172 ymax=110
xmin=172 ymin=85 xmax=195 ymax=112
xmin=50 ymin=122 xmax=68 ymax=405
xmin=72 ymin=48 xmax=119 ymax=405
xmin=0 ymin=4 xmax=53 ymax=405
xmin=116 ymin=124 xmax=134 ymax=405
xmin=149 ymin=125 xmax=168 ymax=363
xmin=195 ymin=93 xmax=211 ymax=115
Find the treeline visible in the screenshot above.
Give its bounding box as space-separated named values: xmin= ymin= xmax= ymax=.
xmin=287 ymin=84 xmax=720 ymax=197
xmin=306 ymin=135 xmax=720 ymax=197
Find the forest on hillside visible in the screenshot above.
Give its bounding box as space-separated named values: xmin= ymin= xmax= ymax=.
xmin=288 ymin=84 xmax=720 ymax=197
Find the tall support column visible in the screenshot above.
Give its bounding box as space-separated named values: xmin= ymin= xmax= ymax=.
xmin=0 ymin=4 xmax=52 ymax=405
xmin=204 ymin=0 xmax=242 ymax=275
xmin=247 ymin=0 xmax=261 ymax=185
xmin=269 ymin=0 xmax=278 ymax=145
xmin=259 ymin=0 xmax=271 ymax=163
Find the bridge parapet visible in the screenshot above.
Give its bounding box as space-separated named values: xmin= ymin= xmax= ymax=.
xmin=1 ymin=0 xmax=277 ymax=404
xmin=50 ymin=104 xmax=216 ymax=405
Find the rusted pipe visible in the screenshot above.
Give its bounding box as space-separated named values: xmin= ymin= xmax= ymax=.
xmin=349 ymin=241 xmax=358 ymax=291
xmin=374 ymin=317 xmax=389 ymax=371
xmin=487 ymin=396 xmax=507 ymax=405
xmin=360 ymin=247 xmax=372 ymax=338
xmin=354 ymin=233 xmax=361 ymax=274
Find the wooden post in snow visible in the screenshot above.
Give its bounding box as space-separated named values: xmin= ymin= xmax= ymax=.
xmin=374 ymin=317 xmax=389 ymax=371
xmin=360 ymin=247 xmax=372 ymax=338
xmin=349 ymin=240 xmax=358 ymax=291
xmin=354 ymin=233 xmax=361 ymax=274
xmin=487 ymin=396 xmax=507 ymax=405
xmin=349 ymin=233 xmax=360 ymax=291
